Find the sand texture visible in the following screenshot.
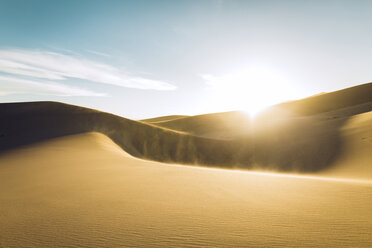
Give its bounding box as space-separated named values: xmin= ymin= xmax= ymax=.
xmin=1 ymin=132 xmax=371 ymax=247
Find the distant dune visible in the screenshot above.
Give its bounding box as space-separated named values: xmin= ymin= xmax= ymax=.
xmin=0 ymin=82 xmax=371 ymax=174
xmin=142 ymin=111 xmax=252 ymax=139
xmin=0 ymin=132 xmax=371 ymax=247
xmin=274 ymin=82 xmax=372 ymax=116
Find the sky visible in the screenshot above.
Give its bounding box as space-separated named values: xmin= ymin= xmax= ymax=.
xmin=0 ymin=0 xmax=371 ymax=119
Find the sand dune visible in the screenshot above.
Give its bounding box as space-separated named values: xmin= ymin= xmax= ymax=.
xmin=0 ymin=132 xmax=371 ymax=247
xmin=1 ymin=83 xmax=372 ymax=247
xmin=0 ymin=101 xmax=245 ymax=168
xmin=1 ymin=83 xmax=371 ymax=174
xmin=140 ymin=83 xmax=372 ymax=173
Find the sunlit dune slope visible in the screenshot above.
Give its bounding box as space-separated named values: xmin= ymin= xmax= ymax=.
xmin=0 ymin=82 xmax=371 ymax=173
xmin=0 ymin=132 xmax=371 ymax=248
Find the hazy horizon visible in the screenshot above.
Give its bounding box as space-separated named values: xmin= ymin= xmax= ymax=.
xmin=1 ymin=0 xmax=372 ymax=118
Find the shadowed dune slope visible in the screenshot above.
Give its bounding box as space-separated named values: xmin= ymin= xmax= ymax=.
xmin=0 ymin=132 xmax=371 ymax=248
xmin=0 ymin=83 xmax=371 ymax=173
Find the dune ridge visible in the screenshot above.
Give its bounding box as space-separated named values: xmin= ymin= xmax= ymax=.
xmin=141 ymin=115 xmax=189 ymax=123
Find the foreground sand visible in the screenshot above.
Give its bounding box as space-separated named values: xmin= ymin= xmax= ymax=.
xmin=1 ymin=132 xmax=371 ymax=247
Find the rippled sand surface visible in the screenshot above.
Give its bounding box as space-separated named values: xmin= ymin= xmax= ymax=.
xmin=1 ymin=133 xmax=371 ymax=247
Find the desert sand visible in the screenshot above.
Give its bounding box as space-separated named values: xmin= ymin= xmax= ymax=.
xmin=0 ymin=132 xmax=371 ymax=247
xmin=1 ymin=83 xmax=372 ymax=247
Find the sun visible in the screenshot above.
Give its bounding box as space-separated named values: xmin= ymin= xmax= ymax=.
xmin=203 ymin=66 xmax=299 ymax=117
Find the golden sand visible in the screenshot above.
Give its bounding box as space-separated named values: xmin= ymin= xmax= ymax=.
xmin=1 ymin=132 xmax=371 ymax=247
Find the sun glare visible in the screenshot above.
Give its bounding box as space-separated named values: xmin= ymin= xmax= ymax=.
xmin=204 ymin=66 xmax=299 ymax=117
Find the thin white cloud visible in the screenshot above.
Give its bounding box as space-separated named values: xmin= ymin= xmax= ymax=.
xmin=0 ymin=75 xmax=106 ymax=97
xmin=85 ymin=49 xmax=111 ymax=58
xmin=0 ymin=49 xmax=176 ymax=91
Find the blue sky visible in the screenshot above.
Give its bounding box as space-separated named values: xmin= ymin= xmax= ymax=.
xmin=0 ymin=0 xmax=371 ymax=118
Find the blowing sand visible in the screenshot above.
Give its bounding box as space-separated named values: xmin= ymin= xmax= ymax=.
xmin=1 ymin=132 xmax=371 ymax=247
